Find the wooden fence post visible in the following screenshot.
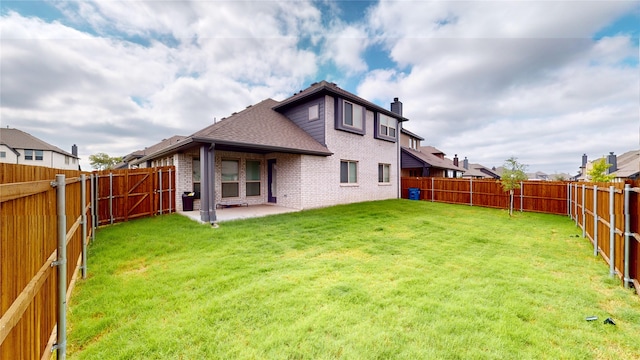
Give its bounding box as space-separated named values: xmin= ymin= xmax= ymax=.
xmin=609 ymin=185 xmax=615 ymax=278
xmin=593 ymin=185 xmax=598 ymax=256
xmin=53 ymin=174 xmax=67 ymax=360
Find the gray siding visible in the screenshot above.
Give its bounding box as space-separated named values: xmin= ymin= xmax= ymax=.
xmin=401 ymin=150 xmax=427 ymax=169
xmin=281 ymin=98 xmax=326 ymax=146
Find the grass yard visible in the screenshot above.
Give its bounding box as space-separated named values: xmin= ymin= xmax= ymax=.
xmin=67 ymin=200 xmax=640 ymax=359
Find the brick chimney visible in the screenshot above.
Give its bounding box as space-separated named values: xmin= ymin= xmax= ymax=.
xmin=391 ymin=97 xmax=402 ymax=116
xmin=453 ymin=154 xmax=459 ymax=167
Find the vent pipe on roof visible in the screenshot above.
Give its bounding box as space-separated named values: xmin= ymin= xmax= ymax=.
xmin=606 ymin=152 xmax=617 ymax=174
xmin=453 ymin=154 xmax=459 ymax=167
xmin=391 ymin=97 xmax=403 ymax=116
xmin=72 ymin=144 xmax=78 ymax=157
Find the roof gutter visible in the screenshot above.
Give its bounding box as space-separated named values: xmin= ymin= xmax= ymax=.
xmin=191 ymin=137 xmax=333 ymax=156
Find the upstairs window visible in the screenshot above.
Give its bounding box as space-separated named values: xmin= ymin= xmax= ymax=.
xmin=1 ymin=151 xmax=7 ymax=158
xmin=343 ymin=101 xmax=363 ymax=130
xmin=376 ymin=113 xmax=397 ymax=141
xmin=335 ymin=99 xmax=365 ymax=135
xmin=35 ymin=150 xmax=43 ymax=160
xmin=308 ymin=104 xmax=319 ymax=121
xmin=24 ymin=149 xmax=33 ymax=160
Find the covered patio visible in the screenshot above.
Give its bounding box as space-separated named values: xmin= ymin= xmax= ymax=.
xmin=178 ymin=204 xmax=299 ymax=224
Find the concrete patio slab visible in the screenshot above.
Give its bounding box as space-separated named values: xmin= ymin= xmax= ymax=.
xmin=178 ymin=204 xmax=299 ymax=224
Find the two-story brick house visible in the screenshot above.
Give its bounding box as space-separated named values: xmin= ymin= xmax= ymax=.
xmin=136 ymin=81 xmax=408 ymax=223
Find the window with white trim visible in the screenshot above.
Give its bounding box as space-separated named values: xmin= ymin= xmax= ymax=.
xmin=0 ymin=151 xmax=6 ymax=158
xmin=246 ymin=160 xmax=261 ymax=196
xmin=34 ymin=150 xmax=43 ymax=161
xmin=378 ymin=163 xmax=390 ymax=183
xmin=221 ymin=159 xmax=239 ymax=197
xmin=343 ymin=101 xmax=363 ymax=130
xmin=24 ymin=149 xmax=33 ymax=160
xmin=340 ymin=160 xmax=358 ymax=184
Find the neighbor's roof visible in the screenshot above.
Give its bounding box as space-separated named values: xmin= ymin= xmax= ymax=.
xmin=0 ymin=127 xmax=77 ymax=157
xmin=401 ymin=128 xmax=425 ymax=140
xmin=462 ymin=163 xmax=500 ymax=179
xmin=273 ymin=80 xmax=409 ymax=122
xmin=612 ymin=149 xmax=640 ymax=178
xmin=401 ymin=146 xmax=466 ymax=172
xmin=420 ymin=145 xmax=446 ymax=156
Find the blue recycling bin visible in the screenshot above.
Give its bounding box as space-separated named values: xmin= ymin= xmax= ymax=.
xmin=408 ymin=187 xmax=420 ymax=200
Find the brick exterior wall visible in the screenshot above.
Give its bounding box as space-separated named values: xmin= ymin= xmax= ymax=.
xmin=296 ymin=95 xmax=399 ymax=209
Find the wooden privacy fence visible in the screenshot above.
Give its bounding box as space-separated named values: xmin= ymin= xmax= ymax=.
xmin=401 ymin=177 xmax=568 ymax=215
xmin=0 ymin=164 xmax=176 ymax=359
xmin=569 ymin=181 xmax=640 ymax=291
xmin=1 ymin=164 xmax=93 ymax=360
xmin=94 ymin=167 xmax=176 ymax=225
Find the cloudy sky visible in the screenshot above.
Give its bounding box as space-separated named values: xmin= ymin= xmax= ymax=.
xmin=2 ymin=0 xmax=638 ymax=175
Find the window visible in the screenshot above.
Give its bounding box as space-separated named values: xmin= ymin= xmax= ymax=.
xmin=221 ymin=159 xmax=239 ymax=197
xmin=343 ymin=101 xmax=363 ymax=130
xmin=378 ymin=164 xmax=390 ymax=183
xmin=192 ymin=159 xmax=201 ymax=196
xmin=24 ymin=149 xmax=33 ymax=160
xmin=409 ymin=138 xmax=419 ymax=150
xmin=65 ymin=156 xmax=70 ymax=164
xmin=340 ymin=160 xmax=358 ymax=184
xmin=309 ymin=104 xmax=319 ymax=121
xmin=246 ymin=160 xmax=261 ymax=196
xmin=34 ymin=150 xmax=43 ymax=160
xmin=378 ymin=114 xmax=397 ymax=139
xmin=0 ymin=151 xmax=6 ymax=158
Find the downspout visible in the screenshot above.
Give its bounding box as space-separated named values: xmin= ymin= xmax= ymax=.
xmin=397 ymin=122 xmax=402 ymax=199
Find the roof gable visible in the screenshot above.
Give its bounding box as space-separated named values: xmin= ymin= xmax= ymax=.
xmin=273 ymin=81 xmax=409 ymax=122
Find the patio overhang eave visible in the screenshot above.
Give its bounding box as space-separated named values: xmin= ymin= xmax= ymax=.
xmin=191 ymin=137 xmax=333 ymax=156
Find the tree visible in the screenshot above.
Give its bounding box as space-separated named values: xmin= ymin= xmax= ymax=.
xmin=500 ymin=157 xmax=528 ymax=217
xmin=587 ymin=158 xmax=615 ymax=182
xmin=89 ymin=152 xmax=122 ymax=170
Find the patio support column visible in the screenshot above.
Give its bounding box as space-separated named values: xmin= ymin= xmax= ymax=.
xmin=207 ymin=144 xmax=217 ymax=223
xmin=200 ymin=145 xmax=210 ymax=223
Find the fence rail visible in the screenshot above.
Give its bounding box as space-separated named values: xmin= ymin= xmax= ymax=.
xmin=1 ymin=164 xmax=175 ymax=359
xmin=401 ymin=177 xmax=640 ymax=295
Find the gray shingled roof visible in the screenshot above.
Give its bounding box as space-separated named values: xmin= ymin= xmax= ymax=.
xmin=462 ymin=163 xmax=500 ymax=179
xmin=612 ymin=149 xmax=640 ymax=178
xmin=0 ymin=128 xmax=76 ymax=157
xmin=402 ymin=146 xmax=466 ymax=172
xmin=191 ymin=98 xmax=332 ymax=155
xmin=401 ymin=128 xmax=424 ymax=140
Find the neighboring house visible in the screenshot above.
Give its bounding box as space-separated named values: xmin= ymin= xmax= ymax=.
xmin=527 ymin=171 xmax=549 ymax=181
xmin=577 ymin=150 xmax=640 ymax=181
xmin=136 ymin=80 xmax=408 ymax=222
xmin=116 ymin=135 xmax=187 ymax=169
xmin=400 ymin=129 xmax=465 ymax=178
xmin=459 ymin=157 xmax=500 ymax=179
xmin=0 ymin=127 xmax=79 ymax=170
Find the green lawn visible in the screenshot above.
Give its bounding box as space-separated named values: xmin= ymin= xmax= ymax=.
xmin=67 ymin=200 xmax=640 ymax=359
